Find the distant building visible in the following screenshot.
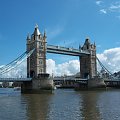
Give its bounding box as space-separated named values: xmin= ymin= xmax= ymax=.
xmin=2 ymin=82 xmax=9 ymax=88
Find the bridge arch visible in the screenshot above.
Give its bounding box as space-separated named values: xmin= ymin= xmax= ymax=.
xmin=30 ymin=70 xmax=35 ymax=78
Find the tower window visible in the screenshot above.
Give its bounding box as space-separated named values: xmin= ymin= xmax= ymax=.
xmin=39 ymin=69 xmax=43 ymax=73
xmin=39 ymin=53 xmax=41 ymax=56
xmin=34 ymin=35 xmax=35 ymax=40
xmin=87 ymin=45 xmax=89 ymax=49
xmin=39 ymin=60 xmax=43 ymax=64
xmin=39 ymin=42 xmax=41 ymax=46
xmin=39 ymin=35 xmax=40 ymax=39
xmin=39 ymin=46 xmax=43 ymax=50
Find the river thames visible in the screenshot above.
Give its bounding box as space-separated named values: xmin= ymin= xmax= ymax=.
xmin=0 ymin=88 xmax=120 ymax=120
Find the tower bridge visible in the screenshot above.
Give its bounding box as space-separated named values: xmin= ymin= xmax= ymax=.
xmin=0 ymin=24 xmax=114 ymax=93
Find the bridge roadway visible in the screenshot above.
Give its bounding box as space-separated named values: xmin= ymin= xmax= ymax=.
xmin=54 ymin=78 xmax=120 ymax=88
xmin=0 ymin=77 xmax=87 ymax=82
xmin=47 ymin=45 xmax=90 ymax=56
xmin=0 ymin=77 xmax=120 ymax=88
xmin=0 ymin=78 xmax=32 ymax=82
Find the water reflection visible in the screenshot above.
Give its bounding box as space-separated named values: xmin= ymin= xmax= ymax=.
xmin=80 ymin=91 xmax=103 ymax=120
xmin=19 ymin=89 xmax=120 ymax=120
xmin=22 ymin=94 xmax=52 ymax=120
xmin=1 ymin=89 xmax=120 ymax=120
xmin=22 ymin=89 xmax=83 ymax=120
xmin=22 ymin=90 xmax=103 ymax=120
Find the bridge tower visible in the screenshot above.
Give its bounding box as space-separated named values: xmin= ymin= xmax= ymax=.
xmin=80 ymin=38 xmax=97 ymax=79
xmin=26 ymin=24 xmax=46 ymax=78
xmin=21 ymin=25 xmax=54 ymax=93
xmin=80 ymin=38 xmax=106 ymax=88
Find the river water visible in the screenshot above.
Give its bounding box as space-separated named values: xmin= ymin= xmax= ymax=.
xmin=0 ymin=88 xmax=120 ymax=120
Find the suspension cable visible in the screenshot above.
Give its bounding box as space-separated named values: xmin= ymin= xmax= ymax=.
xmin=0 ymin=49 xmax=35 ymax=75
xmin=96 ymin=56 xmax=120 ymax=80
xmin=0 ymin=51 xmax=27 ymax=70
xmin=0 ymin=53 xmax=26 ymax=74
xmin=96 ymin=57 xmax=113 ymax=75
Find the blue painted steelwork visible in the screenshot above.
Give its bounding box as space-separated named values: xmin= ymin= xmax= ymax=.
xmin=0 ymin=78 xmax=32 ymax=82
xmin=0 ymin=49 xmax=35 ymax=75
xmin=47 ymin=45 xmax=90 ymax=56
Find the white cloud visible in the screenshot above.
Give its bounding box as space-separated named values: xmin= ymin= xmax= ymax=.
xmin=46 ymin=59 xmax=56 ymax=75
xmin=96 ymin=1 xmax=102 ymax=6
xmin=0 ymin=60 xmax=27 ymax=78
xmin=1 ymin=47 xmax=120 ymax=77
xmin=110 ymin=5 xmax=120 ymax=10
xmin=96 ymin=1 xmax=120 ymax=18
xmin=47 ymin=59 xmax=80 ymax=76
xmin=55 ymin=60 xmax=80 ymax=76
xmin=100 ymin=9 xmax=107 ymax=14
xmin=97 ymin=47 xmax=120 ymax=73
xmin=0 ymin=58 xmax=80 ymax=78
xmin=109 ymin=3 xmax=120 ymax=13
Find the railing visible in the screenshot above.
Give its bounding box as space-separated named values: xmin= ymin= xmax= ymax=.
xmin=53 ymin=77 xmax=87 ymax=81
xmin=47 ymin=44 xmax=90 ymax=56
xmin=0 ymin=78 xmax=32 ymax=82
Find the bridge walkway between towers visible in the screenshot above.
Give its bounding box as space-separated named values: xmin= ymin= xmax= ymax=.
xmin=47 ymin=45 xmax=90 ymax=56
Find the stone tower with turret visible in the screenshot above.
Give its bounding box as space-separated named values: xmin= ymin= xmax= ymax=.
xmin=21 ymin=25 xmax=53 ymax=93
xmin=80 ymin=38 xmax=97 ymax=79
xmin=26 ymin=24 xmax=47 ymax=78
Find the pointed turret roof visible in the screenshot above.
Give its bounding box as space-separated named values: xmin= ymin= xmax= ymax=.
xmin=27 ymin=33 xmax=31 ymax=40
xmin=43 ymin=30 xmax=46 ymax=37
xmin=85 ymin=37 xmax=90 ymax=44
xmin=33 ymin=24 xmax=40 ymax=36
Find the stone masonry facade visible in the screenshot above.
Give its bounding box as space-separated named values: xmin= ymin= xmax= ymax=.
xmin=26 ymin=25 xmax=47 ymax=78
xmin=80 ymin=38 xmax=97 ymax=79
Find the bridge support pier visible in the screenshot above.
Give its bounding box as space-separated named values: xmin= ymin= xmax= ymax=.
xmin=21 ymin=81 xmax=32 ymax=93
xmin=21 ymin=74 xmax=54 ymax=94
xmin=87 ymin=77 xmax=106 ymax=89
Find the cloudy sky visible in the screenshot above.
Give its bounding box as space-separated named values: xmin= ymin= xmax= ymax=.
xmin=0 ymin=0 xmax=120 ymax=77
